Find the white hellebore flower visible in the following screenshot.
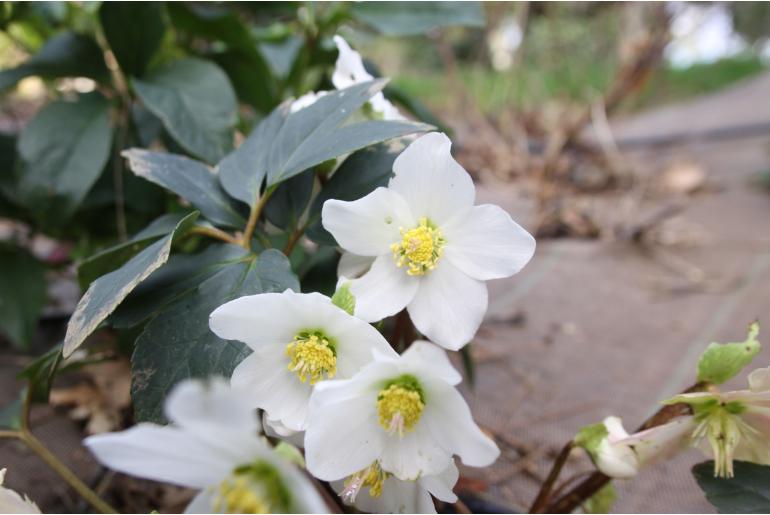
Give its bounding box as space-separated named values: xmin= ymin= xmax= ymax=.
xmin=665 ymin=365 xmax=770 ymax=478
xmin=322 ymin=132 xmax=536 ymax=350
xmin=334 ymin=460 xmax=459 ymax=514
xmin=332 ymin=35 xmax=404 ymax=120
xmin=85 ymin=378 xmax=328 ymax=514
xmin=289 ymin=90 xmax=328 ymax=113
xmin=304 ymin=340 xmax=499 ymax=484
xmin=0 ymin=469 xmax=40 ymax=514
xmin=586 ymin=416 xmax=694 ymax=479
xmin=209 ymin=290 xmax=396 ymax=432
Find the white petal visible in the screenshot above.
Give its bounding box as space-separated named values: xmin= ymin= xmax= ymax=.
xmin=380 ymin=424 xmax=451 ymax=480
xmin=84 ymin=425 xmax=231 ymax=489
xmin=0 ymin=470 xmax=39 ymax=514
xmin=231 ymin=347 xmax=313 ymax=431
xmin=337 ymin=252 xmax=375 ymax=279
xmin=353 ymin=476 xmax=435 ymax=514
xmin=595 ymin=439 xmax=639 ymax=479
xmin=419 ymin=461 xmax=459 ymax=503
xmin=443 ymin=204 xmax=536 ymax=281
xmin=290 ymin=90 xmax=328 ymax=112
xmin=619 ymin=416 xmax=696 ymax=465
xmin=349 ymin=254 xmax=419 ymax=322
xmin=407 ymin=262 xmax=488 ymax=350
xmin=332 ymin=35 xmax=373 ymax=90
xmin=401 ymin=340 xmax=461 ymax=386
xmin=165 ymin=378 xmax=259 ymax=434
xmin=369 ymin=92 xmax=405 ymax=121
xmin=305 ymin=378 xmax=384 ymax=481
xmin=332 ymin=315 xmax=398 ymax=378
xmin=749 ymin=366 xmax=770 ymax=392
xmin=322 ymin=188 xmax=414 ymax=256
xmin=423 ymin=381 xmax=499 ymax=468
xmin=603 ymin=416 xmax=630 ymax=442
xmin=184 ymin=489 xmax=215 ymax=514
xmin=390 ymin=133 xmax=475 ymax=224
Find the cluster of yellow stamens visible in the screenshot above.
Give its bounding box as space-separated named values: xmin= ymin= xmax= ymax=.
xmin=390 ymin=217 xmax=445 ymax=276
xmin=377 ymin=376 xmax=425 ymax=437
xmin=285 ymin=331 xmax=337 ymax=384
xmin=214 ymin=462 xmax=290 ymax=513
xmin=341 ymin=462 xmax=390 ymax=503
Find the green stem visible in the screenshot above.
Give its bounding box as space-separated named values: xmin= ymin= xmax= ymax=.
xmin=283 ymin=220 xmax=310 ymax=255
xmin=242 ymin=187 xmax=276 ymax=250
xmin=189 ymin=226 xmax=241 ymax=245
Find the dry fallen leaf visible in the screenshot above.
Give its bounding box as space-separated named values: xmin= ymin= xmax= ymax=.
xmin=50 ymin=359 xmax=131 ymax=434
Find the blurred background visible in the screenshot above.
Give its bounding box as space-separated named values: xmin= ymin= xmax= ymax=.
xmin=1 ymin=1 xmax=770 ymax=513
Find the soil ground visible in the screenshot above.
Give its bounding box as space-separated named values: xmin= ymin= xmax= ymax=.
xmin=2 ymin=73 xmax=770 ymax=513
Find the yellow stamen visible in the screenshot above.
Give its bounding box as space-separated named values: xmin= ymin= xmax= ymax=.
xmin=216 ymin=476 xmax=270 ymax=514
xmin=285 ymin=331 xmax=336 ymax=384
xmin=214 ymin=461 xmax=291 ymax=513
xmin=377 ymin=383 xmax=424 ymax=437
xmin=391 ymin=217 xmax=445 ymax=276
xmin=341 ymin=462 xmax=390 ymax=503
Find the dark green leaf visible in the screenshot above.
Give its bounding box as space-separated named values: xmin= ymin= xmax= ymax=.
xmin=694 ymin=460 xmax=770 ymax=513
xmin=0 ymin=245 xmax=46 ymax=350
xmin=131 ymin=103 xmax=164 ymax=147
xmin=264 ymin=170 xmax=314 ymax=231
xmin=0 ymin=394 xmax=22 ymax=430
xmin=63 ymin=212 xmax=199 ymax=357
xmin=265 ymin=80 xmax=432 ymax=186
xmin=306 ymin=139 xmax=404 ymax=245
xmin=351 ymin=1 xmax=485 ymax=35
xmin=0 ymin=31 xmax=108 ymax=91
xmin=123 ymin=149 xmax=245 ymax=228
xmin=259 ymin=36 xmax=304 ymax=80
xmin=167 ymin=2 xmax=255 ymax=50
xmin=213 ymin=49 xmax=277 ymax=113
xmin=133 ymin=58 xmax=237 ymax=164
xmin=99 ymin=2 xmax=165 ymax=77
xmin=77 ymin=213 xmax=191 ymax=289
xmin=217 ymin=101 xmax=290 ymax=206
xmin=111 ymin=243 xmax=249 ymax=329
xmin=460 ymin=344 xmax=476 ymax=389
xmin=17 ymin=92 xmax=112 ymax=225
xmin=131 ymin=249 xmax=299 ymax=423
xmin=18 ymin=345 xmax=62 ymax=403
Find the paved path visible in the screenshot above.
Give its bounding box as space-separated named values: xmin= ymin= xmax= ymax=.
xmin=467 ymin=73 xmax=770 ymax=512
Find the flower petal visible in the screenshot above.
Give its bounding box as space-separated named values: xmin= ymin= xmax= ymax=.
xmin=749 ymin=366 xmax=770 ymax=392
xmin=85 ymin=425 xmax=231 ymax=489
xmin=401 ymin=340 xmax=462 ymax=386
xmin=332 ymin=35 xmax=373 ymax=90
xmin=337 ymin=252 xmax=374 ymax=279
xmin=231 ymin=346 xmax=313 ymax=431
xmin=164 ymin=377 xmax=259 ymax=434
xmin=419 ymin=461 xmax=459 ymax=503
xmin=353 ymin=476 xmax=436 ymax=514
xmin=184 ymin=490 xmax=215 ymax=514
xmin=380 ymin=424 xmax=451 ymax=480
xmin=595 ymin=439 xmax=639 ymax=479
xmin=407 ymin=262 xmax=488 ymax=350
xmin=305 ymin=377 xmax=385 ymax=481
xmin=423 ymin=380 xmax=499 ymax=468
xmin=390 ymin=133 xmax=475 ymax=224
xmin=332 ymin=316 xmax=398 ymax=378
xmin=349 ymin=254 xmax=419 ymax=322
xmin=322 ymin=188 xmax=414 ymax=256
xmin=443 ymin=204 xmax=536 ymax=281
xmin=618 ymin=416 xmax=695 ymax=465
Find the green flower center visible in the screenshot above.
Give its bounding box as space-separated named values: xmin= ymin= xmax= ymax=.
xmin=215 ymin=461 xmax=291 ymax=513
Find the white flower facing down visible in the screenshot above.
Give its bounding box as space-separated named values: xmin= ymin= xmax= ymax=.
xmin=304 ymin=340 xmax=499 ymax=483
xmin=665 ymin=365 xmax=770 ymax=478
xmin=334 ymin=460 xmax=459 ymax=514
xmin=322 ymin=132 xmax=536 ymax=350
xmin=209 ymin=290 xmax=396 ymax=432
xmin=590 ymin=416 xmax=694 ymax=479
xmin=0 ymin=469 xmax=39 ymax=514
xmin=85 ymin=378 xmax=328 ymax=514
xmin=331 ymin=35 xmax=404 ymax=120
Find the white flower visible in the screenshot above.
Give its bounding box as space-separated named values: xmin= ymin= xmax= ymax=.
xmin=665 ymin=365 xmax=770 ymax=478
xmin=322 ymin=132 xmax=536 ymax=350
xmin=334 ymin=460 xmax=459 ymax=514
xmin=289 ymin=90 xmax=328 ymax=112
xmin=590 ymin=416 xmax=694 ymax=479
xmin=332 ymin=35 xmax=404 ymax=120
xmin=304 ymin=340 xmax=499 ymax=482
xmin=85 ymin=378 xmax=328 ymax=514
xmin=209 ymin=290 xmax=396 ymax=431
xmin=0 ymin=469 xmax=39 ymax=514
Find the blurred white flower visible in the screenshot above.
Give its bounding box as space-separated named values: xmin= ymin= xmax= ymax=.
xmin=335 ymin=460 xmax=459 ymax=514
xmin=332 ymin=35 xmax=405 ymax=120
xmin=0 ymin=469 xmax=40 ymax=514
xmin=322 ymin=132 xmax=536 ymax=349
xmin=289 ymin=90 xmax=328 ymax=112
xmin=304 ymin=341 xmax=499 ymax=482
xmin=209 ymin=290 xmax=396 ymax=431
xmin=85 ymin=378 xmax=328 ymax=513
xmin=666 ymin=365 xmax=770 ymax=478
